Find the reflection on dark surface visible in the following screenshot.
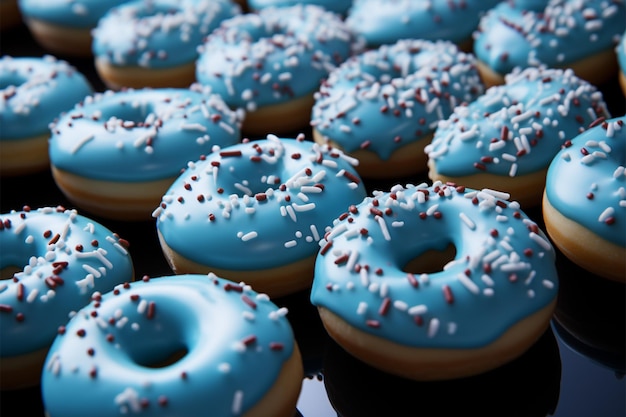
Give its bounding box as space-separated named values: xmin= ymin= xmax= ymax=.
xmin=323 ymin=328 xmax=561 ymax=417
xmin=552 ymin=251 xmax=626 ymax=377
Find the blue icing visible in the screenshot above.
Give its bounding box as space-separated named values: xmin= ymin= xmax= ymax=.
xmin=474 ymin=0 xmax=626 ymax=76
xmin=247 ymin=0 xmax=352 ymax=14
xmin=196 ymin=4 xmax=358 ymax=111
xmin=545 ymin=116 xmax=626 ymax=247
xmin=155 ymin=136 xmax=367 ymax=271
xmin=18 ymin=0 xmax=129 ymax=28
xmin=0 ymin=207 xmax=134 ymax=357
xmin=345 ymin=0 xmax=500 ymax=47
xmin=311 ymin=183 xmax=558 ymax=349
xmin=41 ymin=274 xmax=298 ymax=417
xmin=311 ymin=39 xmax=484 ymax=161
xmin=426 ymin=67 xmax=609 ymax=177
xmin=0 ymin=56 xmax=92 ymax=141
xmin=92 ymin=0 xmax=240 ymax=69
xmin=48 ymin=86 xmax=242 ymax=182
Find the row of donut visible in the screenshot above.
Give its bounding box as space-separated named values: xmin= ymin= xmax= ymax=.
xmin=1 ymin=115 xmax=624 ymax=414
xmin=3 ymin=1 xmax=626 ymax=116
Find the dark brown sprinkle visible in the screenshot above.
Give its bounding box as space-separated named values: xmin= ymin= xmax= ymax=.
xmin=15 ymin=313 xmax=24 ymax=322
xmin=91 ymin=240 xmax=99 ymax=247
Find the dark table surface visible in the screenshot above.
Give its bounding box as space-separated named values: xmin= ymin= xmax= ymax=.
xmin=1 ymin=16 xmax=625 ymax=417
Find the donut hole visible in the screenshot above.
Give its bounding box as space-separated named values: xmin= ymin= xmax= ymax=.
xmin=402 ymin=242 xmax=457 ymax=275
xmin=96 ymin=101 xmax=156 ymax=125
xmin=116 ymin=309 xmax=192 ymax=369
xmin=0 ymin=73 xmax=27 ymax=90
xmin=0 ymin=266 xmax=21 ymax=281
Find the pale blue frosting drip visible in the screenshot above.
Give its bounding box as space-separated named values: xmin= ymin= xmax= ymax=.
xmin=474 ymin=0 xmax=626 ymax=76
xmin=196 ymin=4 xmax=358 ymax=111
xmin=426 ymin=67 xmax=610 ymax=177
xmin=48 ymin=86 xmax=242 ymax=182
xmin=0 ymin=56 xmax=92 ymax=141
xmin=0 ymin=207 xmax=134 ymax=357
xmin=41 ymin=274 xmax=298 ymax=417
xmin=155 ymin=136 xmax=367 ymax=271
xmin=18 ymin=0 xmax=129 ymax=28
xmin=92 ymin=0 xmax=240 ymax=69
xmin=545 ymin=116 xmax=626 ymax=247
xmin=311 ymin=182 xmax=558 ymax=348
xmin=311 ymin=39 xmax=485 ymax=161
xmin=345 ymin=0 xmax=500 ymax=47
xmin=247 ymin=0 xmax=352 ymax=14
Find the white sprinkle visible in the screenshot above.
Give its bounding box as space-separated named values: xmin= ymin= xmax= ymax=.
xmin=457 ymin=273 xmax=480 ymax=294
xmin=598 ymin=207 xmax=614 ymax=223
xmin=232 ymin=390 xmax=244 ymax=415
xmin=459 ymin=212 xmax=475 ymax=230
xmin=240 ymin=231 xmax=258 ymax=241
xmin=71 ymin=134 xmax=94 ymax=154
xmin=529 ymin=232 xmax=552 ymax=251
xmin=427 ymin=318 xmax=440 ymax=338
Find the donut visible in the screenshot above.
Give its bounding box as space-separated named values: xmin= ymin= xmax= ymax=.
xmin=154 ymin=134 xmax=367 ymax=297
xmin=41 ymin=273 xmax=303 ymax=417
xmin=49 ymin=85 xmax=242 ymax=221
xmin=92 ymin=0 xmax=241 ymax=90
xmin=618 ymin=30 xmax=626 ymax=96
xmin=542 ymin=115 xmax=626 ymax=282
xmin=425 ymin=67 xmax=610 ymax=208
xmin=0 ymin=205 xmax=134 ymax=390
xmin=473 ymin=0 xmax=626 ymax=87
xmin=195 ymin=4 xmax=360 ymax=136
xmin=311 ymin=39 xmax=485 ymax=179
xmin=310 ymin=182 xmax=559 ymax=380
xmin=0 ymin=55 xmax=93 ymax=176
xmin=345 ymin=0 xmax=500 ymax=50
xmin=247 ymin=0 xmax=352 ymax=14
xmin=17 ymin=0 xmax=128 ymax=56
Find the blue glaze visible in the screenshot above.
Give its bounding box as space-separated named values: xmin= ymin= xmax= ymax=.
xmin=474 ymin=0 xmax=626 ymax=76
xmin=18 ymin=0 xmax=128 ymax=28
xmin=248 ymin=0 xmax=352 ymax=14
xmin=48 ymin=86 xmax=242 ymax=182
xmin=345 ymin=0 xmax=500 ymax=47
xmin=196 ymin=4 xmax=359 ymax=111
xmin=311 ymin=39 xmax=485 ymax=162
xmin=0 ymin=206 xmax=134 ymax=357
xmin=0 ymin=56 xmax=92 ymax=141
xmin=155 ymin=135 xmax=367 ymax=271
xmin=41 ymin=274 xmax=299 ymax=417
xmin=311 ymin=182 xmax=558 ymax=348
xmin=92 ymin=0 xmax=240 ymax=69
xmin=545 ymin=116 xmax=626 ymax=247
xmin=426 ymin=67 xmax=610 ymax=178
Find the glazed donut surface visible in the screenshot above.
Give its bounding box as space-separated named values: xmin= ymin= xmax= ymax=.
xmin=311 ymin=182 xmax=559 ymax=380
xmin=543 ymin=116 xmax=626 ymax=282
xmin=49 ymin=85 xmax=242 ymax=220
xmin=0 ymin=206 xmax=134 ymax=390
xmin=473 ymin=0 xmax=626 ymax=86
xmin=41 ymin=273 xmax=303 ymax=417
xmin=311 ymin=39 xmax=485 ymax=179
xmin=0 ymin=55 xmax=93 ymax=176
xmin=155 ymin=135 xmax=367 ymax=297
xmin=426 ymin=67 xmax=610 ymax=207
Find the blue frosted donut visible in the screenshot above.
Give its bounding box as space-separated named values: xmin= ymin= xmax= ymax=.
xmin=311 ymin=182 xmax=559 ymax=380
xmin=543 ymin=116 xmax=626 ymax=282
xmin=92 ymin=0 xmax=240 ymax=89
xmin=473 ymin=0 xmax=626 ymax=86
xmin=41 ymin=274 xmax=303 ymax=417
xmin=247 ymin=0 xmax=352 ymax=14
xmin=17 ymin=0 xmax=129 ymax=55
xmin=0 ymin=206 xmax=134 ymax=390
xmin=155 ymin=135 xmax=367 ymax=297
xmin=0 ymin=55 xmax=92 ymax=176
xmin=345 ymin=0 xmax=500 ymax=48
xmin=311 ymin=39 xmax=485 ymax=179
xmin=426 ymin=66 xmax=610 ymax=207
xmin=49 ymin=85 xmax=242 ymax=220
xmin=195 ymin=4 xmax=360 ymax=135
